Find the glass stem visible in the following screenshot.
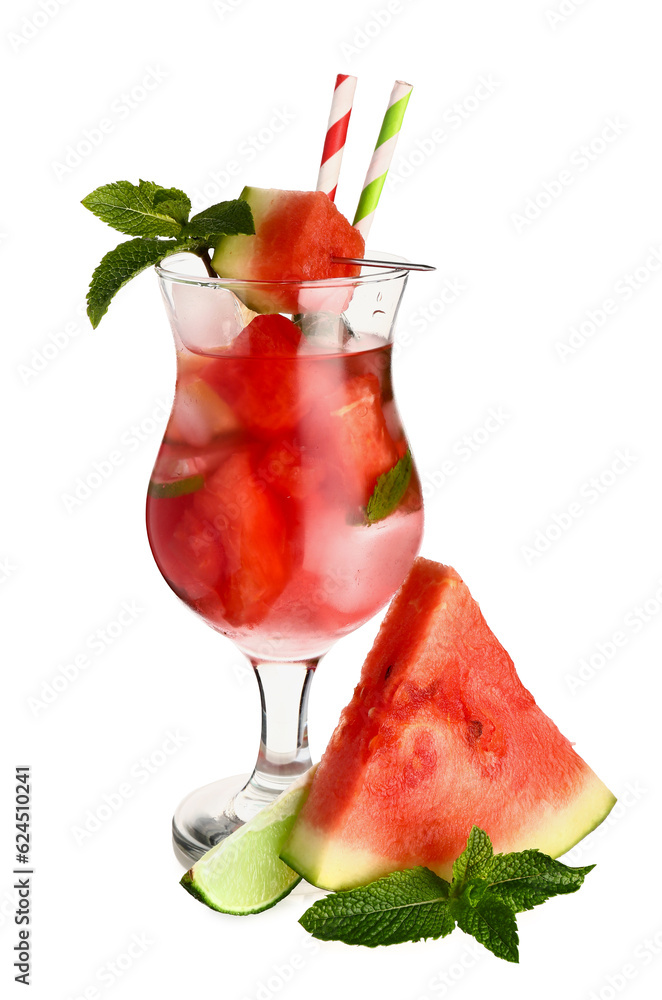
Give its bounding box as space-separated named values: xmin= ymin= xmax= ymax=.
xmin=230 ymin=657 xmax=319 ymax=823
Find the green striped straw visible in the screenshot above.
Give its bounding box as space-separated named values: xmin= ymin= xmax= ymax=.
xmin=353 ymin=80 xmax=413 ymax=240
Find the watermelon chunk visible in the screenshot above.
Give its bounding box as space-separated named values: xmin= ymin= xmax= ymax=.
xmin=324 ymin=373 xmax=400 ymax=506
xmin=281 ymin=558 xmax=616 ymax=889
xmin=201 ymin=315 xmax=306 ymax=437
xmin=228 ymin=312 xmax=303 ymax=358
xmin=147 ymin=495 xmax=224 ymax=602
xmin=171 ymin=505 xmax=225 ymax=596
xmin=258 ymin=437 xmax=325 ymax=501
xmin=211 ymin=187 xmax=365 ymax=314
xmin=193 ymin=450 xmax=290 ymax=627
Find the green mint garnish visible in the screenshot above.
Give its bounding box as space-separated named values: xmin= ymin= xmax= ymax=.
xmin=82 ymin=179 xmax=255 ymax=327
xmin=147 ymin=474 xmax=205 ymax=499
xmin=299 ymin=826 xmax=595 ymax=962
xmin=365 ymin=449 xmax=412 ymax=524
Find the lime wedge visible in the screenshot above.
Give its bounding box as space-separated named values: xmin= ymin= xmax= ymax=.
xmin=180 ymin=769 xmax=315 ymax=915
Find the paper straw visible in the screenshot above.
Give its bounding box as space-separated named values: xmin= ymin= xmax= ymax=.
xmin=316 ymin=74 xmax=357 ymax=202
xmin=353 ymin=80 xmax=413 ymax=239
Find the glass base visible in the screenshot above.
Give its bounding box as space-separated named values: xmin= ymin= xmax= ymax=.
xmin=172 ymin=772 xmax=251 ymax=866
xmin=172 ymin=773 xmax=322 ymax=898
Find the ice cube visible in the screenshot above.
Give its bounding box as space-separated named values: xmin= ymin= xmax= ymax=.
xmin=296 ymin=311 xmax=354 ymax=353
xmin=167 ymin=378 xmax=240 ymax=447
xmin=302 ymin=506 xmax=421 ymax=615
xmin=297 ymin=284 xmax=354 ymax=315
xmin=170 ymin=284 xmax=252 ymax=356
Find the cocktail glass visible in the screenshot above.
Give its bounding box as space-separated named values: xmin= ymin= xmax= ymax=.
xmin=146 ymin=253 xmax=424 ymax=865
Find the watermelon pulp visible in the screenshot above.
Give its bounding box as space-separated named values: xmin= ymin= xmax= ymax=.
xmin=281 ymin=558 xmax=616 ymax=889
xmin=211 ymin=188 xmax=365 ymax=313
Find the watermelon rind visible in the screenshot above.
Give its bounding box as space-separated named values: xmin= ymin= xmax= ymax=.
xmin=211 ymin=186 xmax=269 ymax=308
xmin=280 ymin=772 xmax=616 ymax=890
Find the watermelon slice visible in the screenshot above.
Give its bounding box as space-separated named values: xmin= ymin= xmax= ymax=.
xmin=281 ymin=558 xmax=616 ymax=889
xmin=211 ymin=187 xmax=365 ymax=314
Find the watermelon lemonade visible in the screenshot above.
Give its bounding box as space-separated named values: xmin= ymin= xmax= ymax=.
xmin=147 ymin=264 xmax=423 ymax=661
xmin=80 ymin=77 xmax=429 ymax=858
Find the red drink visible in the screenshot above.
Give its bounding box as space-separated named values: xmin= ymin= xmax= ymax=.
xmin=146 ymin=313 xmax=423 ymax=659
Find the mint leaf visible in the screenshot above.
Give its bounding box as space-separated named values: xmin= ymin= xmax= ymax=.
xmin=81 ymin=180 xmax=186 ymax=237
xmin=184 ymin=199 xmax=255 ymax=238
xmin=152 ymin=187 xmax=192 ymax=226
xmin=462 ymin=878 xmax=490 ymax=906
xmin=487 ymin=851 xmax=595 ymax=913
xmin=147 ymin=474 xmax=204 ymax=498
xmin=365 ymin=450 xmax=412 ymax=524
xmin=451 ymin=826 xmax=494 ymax=894
xmin=86 ymin=236 xmax=200 ymax=328
xmin=299 ymin=867 xmax=455 ymax=947
xmin=452 ymin=891 xmax=519 ymax=963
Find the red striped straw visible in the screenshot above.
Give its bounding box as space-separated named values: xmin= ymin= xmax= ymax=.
xmin=316 ymin=74 xmax=358 ymax=202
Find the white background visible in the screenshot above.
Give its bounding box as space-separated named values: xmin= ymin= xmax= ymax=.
xmin=2 ymin=0 xmax=661 ymax=998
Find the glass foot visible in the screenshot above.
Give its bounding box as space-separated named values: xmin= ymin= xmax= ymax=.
xmin=171 ymin=773 xmax=323 ymax=898
xmin=172 ymin=772 xmax=251 ymax=867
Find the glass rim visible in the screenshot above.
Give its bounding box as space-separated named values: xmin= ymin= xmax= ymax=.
xmin=155 ymin=251 xmax=410 ymax=288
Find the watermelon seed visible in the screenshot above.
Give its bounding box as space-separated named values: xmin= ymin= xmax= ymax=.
xmin=468 ymin=720 xmax=483 ymax=740
xmin=384 ymin=665 xmax=393 ymax=679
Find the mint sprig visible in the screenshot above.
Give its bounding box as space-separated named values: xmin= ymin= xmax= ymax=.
xmin=82 ymin=179 xmax=255 ymax=327
xmin=365 ymin=449 xmax=412 ymax=524
xmin=299 ymin=827 xmax=594 ymax=962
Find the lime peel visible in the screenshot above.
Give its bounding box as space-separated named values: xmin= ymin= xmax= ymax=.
xmin=180 ymin=768 xmax=315 ymax=915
